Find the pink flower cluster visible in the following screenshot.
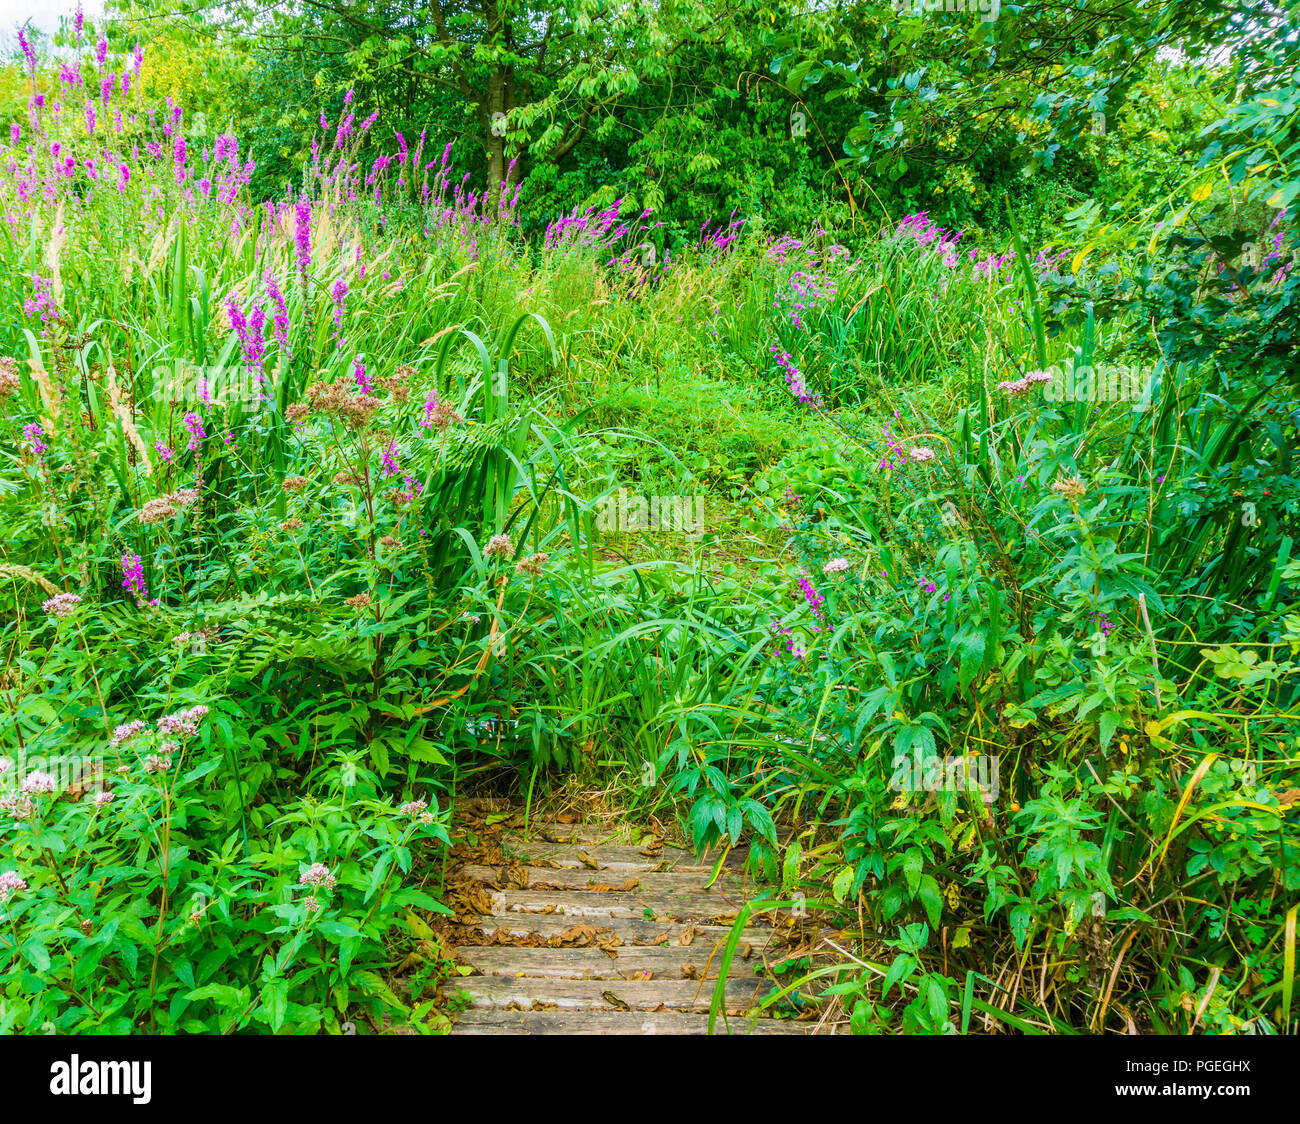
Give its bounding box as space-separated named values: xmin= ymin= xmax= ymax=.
xmin=0 ymin=871 xmax=29 ymax=902
xmin=42 ymin=592 xmax=82 ymax=618
xmin=997 ymin=369 xmax=1055 ymax=396
xmin=299 ymin=862 xmax=336 ymax=888
xmin=21 ymin=771 xmax=57 ymax=795
xmin=399 ymin=799 xmax=435 ymax=825
xmin=111 ymin=719 xmax=147 ymax=747
xmin=157 ymin=704 xmax=209 ymax=739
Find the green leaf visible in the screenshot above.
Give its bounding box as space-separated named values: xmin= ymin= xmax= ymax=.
xmin=261 ymin=979 xmax=289 ymax=1033
xmin=902 ymin=848 xmax=924 ymax=894
xmin=832 ymin=865 xmax=855 ymax=904
xmin=317 ymin=920 xmax=364 ymax=941
xmin=917 ymin=876 xmax=943 ymax=928
xmin=21 ymin=940 xmax=51 ymax=972
xmin=882 ymin=952 xmax=917 ymax=997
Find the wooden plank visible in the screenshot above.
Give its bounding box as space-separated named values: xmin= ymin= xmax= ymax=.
xmin=450 ymin=1009 xmax=809 ymax=1035
xmin=460 ymin=865 xmax=750 ymax=895
xmin=500 ymin=822 xmax=642 ymax=844
xmin=455 ymin=944 xmax=760 ymax=979
xmin=486 ymin=889 xmax=753 ymax=920
xmin=499 ymin=831 xmax=748 ymax=868
xmin=497 ymin=840 xmax=703 ymax=871
xmin=457 ymin=913 xmax=777 ymax=947
xmin=446 ymin=976 xmax=771 ymax=1013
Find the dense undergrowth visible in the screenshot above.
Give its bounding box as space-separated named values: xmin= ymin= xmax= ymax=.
xmin=0 ymin=32 xmax=1297 ymax=1036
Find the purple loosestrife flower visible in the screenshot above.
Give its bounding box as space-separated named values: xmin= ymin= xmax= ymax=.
xmin=419 ymin=391 xmax=463 ymax=432
xmin=335 ymin=111 xmax=355 ymax=149
xmin=225 ymin=297 xmax=266 ymax=377
xmin=330 ymin=279 xmax=348 ymax=330
xmin=767 ymin=619 xmax=805 ymax=660
xmin=95 ymin=37 xmax=108 ymax=68
xmin=380 ymin=441 xmax=400 ymax=477
xmin=247 ymin=306 xmax=267 ymax=375
xmin=183 ymin=411 xmax=206 ymax=451
xmin=17 ymin=29 xmax=37 ymax=74
xmin=768 ymin=343 xmax=822 ymax=409
xmin=23 ymin=422 xmax=48 ymax=459
xmin=121 ymin=552 xmax=148 ymax=601
xmin=395 ymin=474 xmax=424 ymax=505
xmin=264 ymin=271 xmax=289 ymax=354
xmin=214 ymin=133 xmax=238 ymax=165
xmin=797 ymin=572 xmax=826 ymax=629
xmin=173 ymin=134 xmax=188 ymax=184
xmin=294 ymin=196 xmax=312 ymax=276
xmin=353 ymin=357 xmax=372 ymax=394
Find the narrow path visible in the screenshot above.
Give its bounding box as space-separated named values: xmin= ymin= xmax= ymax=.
xmin=439 ymin=801 xmax=817 ymax=1035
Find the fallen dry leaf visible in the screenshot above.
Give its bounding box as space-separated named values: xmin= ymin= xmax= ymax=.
xmin=551 ymin=923 xmax=604 ymax=947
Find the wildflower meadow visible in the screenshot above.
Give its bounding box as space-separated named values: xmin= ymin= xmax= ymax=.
xmin=0 ymin=0 xmax=1296 ymax=1067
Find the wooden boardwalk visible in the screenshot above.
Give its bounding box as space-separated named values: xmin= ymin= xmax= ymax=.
xmin=440 ymin=805 xmax=818 ymax=1035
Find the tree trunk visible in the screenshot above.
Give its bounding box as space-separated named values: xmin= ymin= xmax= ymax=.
xmin=483 ymin=66 xmax=519 ymax=209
